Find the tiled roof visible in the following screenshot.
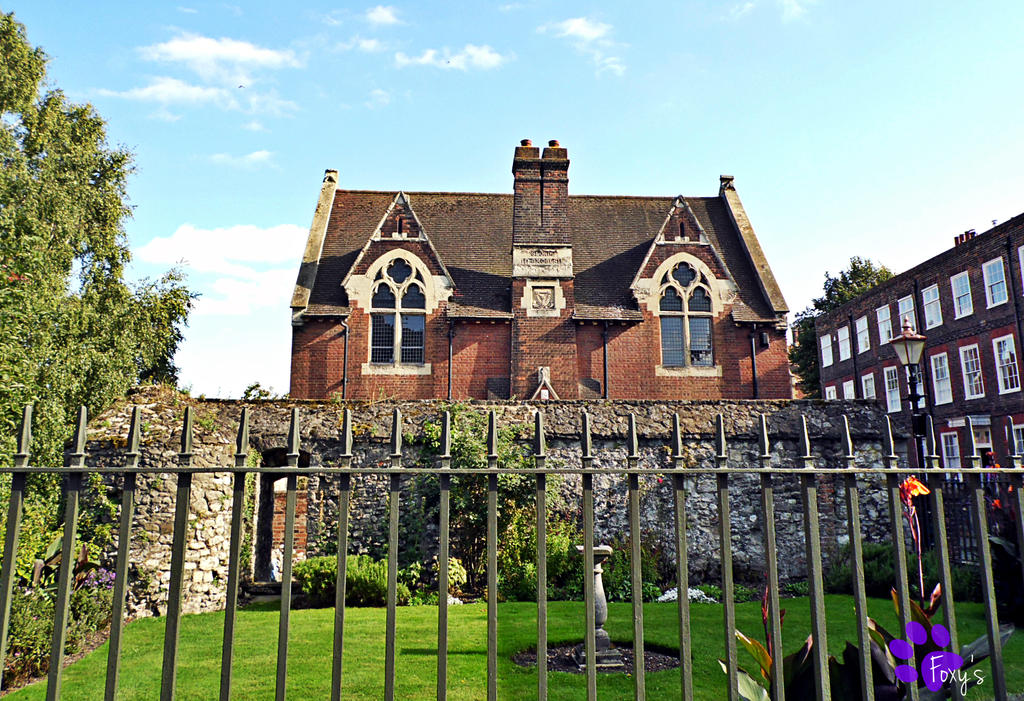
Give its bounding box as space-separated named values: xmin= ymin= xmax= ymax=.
xmin=300 ymin=190 xmax=780 ymax=322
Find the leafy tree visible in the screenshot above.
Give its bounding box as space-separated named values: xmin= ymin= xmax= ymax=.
xmin=789 ymin=257 xmax=893 ymax=397
xmin=0 ymin=12 xmax=194 ymax=470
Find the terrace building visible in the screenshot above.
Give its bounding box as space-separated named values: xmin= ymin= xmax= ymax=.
xmin=815 ymin=215 xmax=1024 ymax=467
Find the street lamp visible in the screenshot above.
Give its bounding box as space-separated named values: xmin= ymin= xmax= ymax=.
xmin=891 ymin=317 xmax=928 ymax=468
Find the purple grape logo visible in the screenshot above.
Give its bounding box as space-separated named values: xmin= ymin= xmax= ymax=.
xmin=888 ymin=621 xmax=964 ymax=692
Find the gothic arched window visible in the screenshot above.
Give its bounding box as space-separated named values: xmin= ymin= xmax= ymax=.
xmin=658 ymin=262 xmax=714 ymax=367
xmin=370 ymin=258 xmax=426 ymax=364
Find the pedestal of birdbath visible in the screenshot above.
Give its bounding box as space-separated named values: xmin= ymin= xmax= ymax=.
xmin=573 ymin=544 xmax=624 ymax=669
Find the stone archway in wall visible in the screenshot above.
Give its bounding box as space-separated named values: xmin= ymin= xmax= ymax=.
xmin=253 ymin=448 xmax=311 ymax=582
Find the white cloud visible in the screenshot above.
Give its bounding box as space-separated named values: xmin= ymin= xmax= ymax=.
xmin=395 ymin=44 xmax=509 ymax=70
xmin=499 ymin=3 xmax=524 ymax=11
xmin=140 ymin=32 xmax=302 ymax=86
xmin=137 ymin=223 xmax=305 ymax=280
xmin=208 ymin=150 xmax=273 ymax=168
xmin=538 ymin=17 xmax=624 ymax=76
xmin=543 ymin=17 xmax=611 ymax=42
xmin=98 ymin=77 xmax=229 ymax=105
xmin=780 ymin=0 xmax=814 ymax=21
xmin=729 ymin=2 xmax=756 ymax=19
xmin=337 ymin=36 xmax=385 ymax=52
xmin=193 ymin=269 xmax=297 ymax=316
xmin=366 ymin=5 xmax=400 ymax=25
xmin=366 ymin=88 xmax=391 ymax=108
xmin=242 ymin=119 xmax=267 ymax=131
xmin=177 ymin=6 xmax=198 ymax=13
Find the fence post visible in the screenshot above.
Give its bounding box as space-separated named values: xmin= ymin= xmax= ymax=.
xmin=160 ymin=407 xmax=194 ymax=701
xmin=798 ymin=416 xmax=829 ymax=700
xmin=105 ymin=406 xmax=141 ymax=700
xmin=437 ymin=411 xmax=451 ymax=701
xmin=218 ymin=406 xmax=249 ymax=701
xmin=716 ymin=414 xmax=738 ymax=701
xmin=964 ymin=418 xmax=1007 ymax=698
xmin=0 ymin=405 xmax=32 ymax=688
xmin=670 ymin=414 xmax=693 ymax=700
xmin=46 ymin=406 xmax=87 ymax=701
xmin=535 ymin=410 xmax=548 ymax=701
xmin=581 ymin=412 xmax=597 ymax=701
xmin=384 ymin=408 xmax=402 ymax=701
xmin=757 ymin=415 xmax=783 ymax=701
xmin=840 ymin=416 xmax=873 ymax=701
xmin=331 ymin=409 xmax=353 ymax=701
xmin=486 ymin=410 xmax=498 ymax=701
xmin=626 ymin=414 xmax=645 ymax=701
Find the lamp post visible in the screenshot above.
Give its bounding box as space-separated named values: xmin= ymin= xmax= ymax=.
xmin=890 ymin=317 xmax=928 ymax=468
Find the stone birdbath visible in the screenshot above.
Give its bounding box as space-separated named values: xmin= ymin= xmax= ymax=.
xmin=573 ymin=544 xmax=623 ymax=669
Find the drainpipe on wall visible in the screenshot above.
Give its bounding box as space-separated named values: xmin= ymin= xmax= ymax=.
xmin=602 ymin=321 xmax=610 ymax=399
xmin=848 ymin=313 xmax=860 ymax=398
xmin=340 ymin=319 xmax=349 ymax=399
xmin=447 ymin=320 xmax=455 ymax=401
xmin=749 ymin=324 xmax=759 ymax=399
xmin=1006 ymin=236 xmax=1024 ymax=452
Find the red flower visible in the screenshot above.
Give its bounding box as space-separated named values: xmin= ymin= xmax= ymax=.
xmin=899 ymin=476 xmax=930 ymax=508
xmin=993 ymin=499 xmax=1002 ymax=509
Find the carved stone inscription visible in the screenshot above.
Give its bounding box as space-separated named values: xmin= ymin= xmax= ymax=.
xmin=513 ymin=246 xmax=573 ymax=278
xmin=533 ymin=286 xmax=555 ymax=310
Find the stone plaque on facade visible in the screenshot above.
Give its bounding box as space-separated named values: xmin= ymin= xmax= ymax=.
xmin=513 ymin=246 xmax=573 ymax=278
xmin=533 ymin=286 xmax=555 ymax=310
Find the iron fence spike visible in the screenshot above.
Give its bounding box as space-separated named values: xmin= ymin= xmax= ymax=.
xmin=965 ymin=416 xmax=977 ymax=457
xmin=534 ymin=411 xmax=546 ymax=456
xmin=924 ymin=414 xmax=936 ymax=461
xmin=672 ymin=414 xmax=683 ymax=459
xmin=581 ymin=412 xmax=592 ymax=458
xmin=342 ymin=409 xmax=353 ymax=457
xmin=180 ymin=406 xmax=193 ymax=457
xmin=128 ymin=406 xmax=142 ymax=456
xmin=440 ymin=411 xmax=451 ymax=459
xmin=883 ymin=416 xmax=896 ymax=458
xmin=234 ymin=408 xmax=249 ymax=460
xmin=841 ymin=415 xmax=853 ymax=459
xmin=15 ymin=405 xmax=32 ymax=460
xmin=715 ymin=414 xmax=727 ymax=458
xmin=628 ymin=413 xmax=639 ymax=458
xmin=390 ymin=408 xmax=402 ymax=457
xmin=758 ymin=413 xmax=769 ymax=457
xmin=487 ymin=410 xmax=498 ymax=458
xmin=288 ymin=408 xmax=301 ymax=460
xmin=800 ymin=415 xmax=811 ymax=459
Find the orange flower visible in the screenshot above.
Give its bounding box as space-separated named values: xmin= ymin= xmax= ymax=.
xmin=993 ymin=499 xmax=1002 ymax=509
xmin=899 ymin=475 xmax=930 ymax=508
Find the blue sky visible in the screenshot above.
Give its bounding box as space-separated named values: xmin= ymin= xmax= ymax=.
xmin=7 ymin=1 xmax=1024 ymax=396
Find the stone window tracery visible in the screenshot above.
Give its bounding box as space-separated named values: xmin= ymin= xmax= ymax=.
xmin=369 ymin=258 xmax=426 ymax=365
xmin=658 ymin=262 xmax=714 ymax=367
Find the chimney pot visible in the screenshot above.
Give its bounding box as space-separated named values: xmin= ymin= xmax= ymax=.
xmin=548 ymin=139 xmax=560 ymax=147
xmin=520 ymin=139 xmax=532 ymax=146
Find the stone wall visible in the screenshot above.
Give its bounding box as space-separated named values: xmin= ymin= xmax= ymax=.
xmin=83 ymin=385 xmax=904 ymax=617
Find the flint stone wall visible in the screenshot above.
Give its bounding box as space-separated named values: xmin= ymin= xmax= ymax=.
xmin=84 ymin=385 xmax=906 ymax=617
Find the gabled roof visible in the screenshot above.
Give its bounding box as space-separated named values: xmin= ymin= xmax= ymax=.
xmin=294 ymin=187 xmax=784 ymax=322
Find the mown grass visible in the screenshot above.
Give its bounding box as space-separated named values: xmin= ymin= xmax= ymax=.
xmin=7 ymin=597 xmax=1022 ymax=700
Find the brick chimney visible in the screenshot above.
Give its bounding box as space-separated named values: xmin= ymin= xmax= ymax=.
xmin=513 ymin=139 xmax=570 ymax=245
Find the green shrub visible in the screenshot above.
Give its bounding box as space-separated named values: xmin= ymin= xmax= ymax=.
xmin=695 ymin=584 xmax=722 ymax=601
xmin=294 ymin=555 xmax=410 ymax=608
xmin=601 ymin=534 xmax=662 ymax=603
xmin=781 ymin=581 xmax=810 ymax=597
xmin=432 ymin=556 xmax=468 ymax=595
xmin=732 ymin=584 xmax=759 ymax=603
xmin=824 ymin=542 xmax=981 ymax=602
xmin=3 ymin=572 xmax=113 ymax=686
xmin=497 ymin=509 xmax=584 ymax=601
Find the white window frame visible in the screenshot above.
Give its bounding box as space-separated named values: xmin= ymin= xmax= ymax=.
xmin=884 ymin=366 xmax=901 ymax=413
xmin=950 ymin=271 xmax=973 ymax=318
xmin=842 ymin=379 xmax=855 ymax=399
xmin=876 ymin=305 xmax=892 ymax=345
xmin=922 ymin=284 xmax=942 ymax=329
xmin=824 ymin=385 xmax=838 ymax=400
xmin=897 ymin=295 xmax=916 ymax=331
xmin=929 ymin=352 xmax=952 ymax=405
xmin=837 ymin=326 xmax=851 ymax=361
xmin=959 ymin=344 xmax=985 ymax=399
xmin=861 ymin=372 xmax=876 ymax=399
xmin=820 ymin=334 xmax=833 ymax=367
xmin=855 ymin=316 xmax=869 ymax=354
xmin=1012 ymin=423 xmax=1024 ymax=456
xmin=982 ymin=257 xmax=1008 ymax=308
xmin=941 ymin=432 xmax=961 ymax=471
xmin=992 ymin=334 xmax=1020 ymax=394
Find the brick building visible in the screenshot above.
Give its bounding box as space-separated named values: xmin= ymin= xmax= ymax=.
xmin=290 ymin=140 xmax=791 ymax=401
xmin=815 ymin=215 xmax=1024 ymax=467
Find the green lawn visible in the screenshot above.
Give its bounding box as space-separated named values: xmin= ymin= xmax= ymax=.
xmin=7 ymin=597 xmax=1023 ymax=700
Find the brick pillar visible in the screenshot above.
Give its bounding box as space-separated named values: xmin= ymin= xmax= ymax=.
xmin=510 ymin=140 xmax=578 ymax=398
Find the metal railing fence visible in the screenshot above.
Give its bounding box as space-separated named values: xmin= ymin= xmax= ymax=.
xmin=0 ymin=403 xmax=1021 ymax=701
